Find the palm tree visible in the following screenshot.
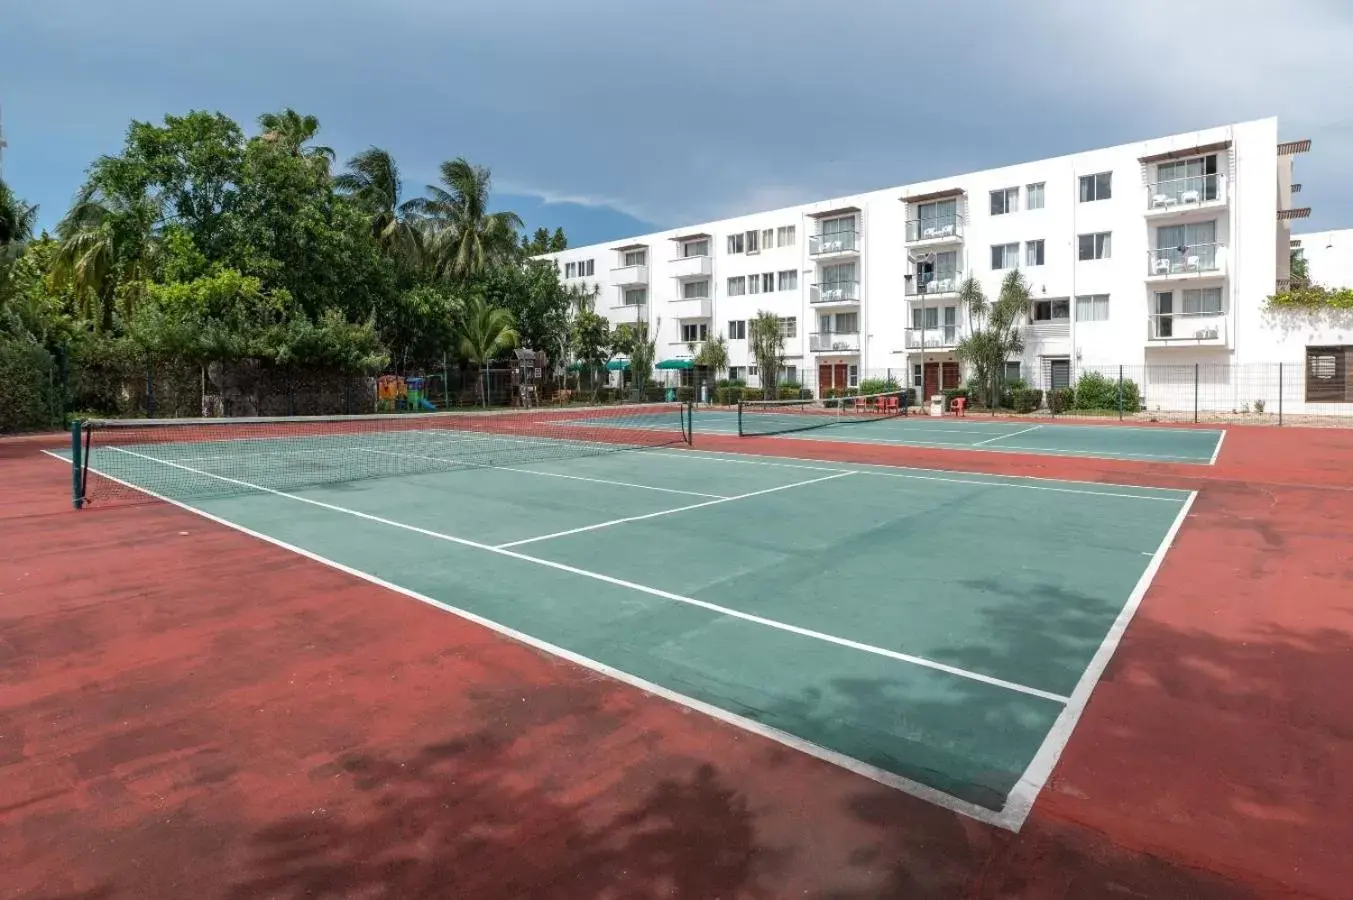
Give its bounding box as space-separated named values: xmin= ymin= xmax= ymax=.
xmin=334 ymin=147 xmax=422 ymax=265
xmin=747 ymin=310 xmax=786 ymax=399
xmin=455 ymin=295 xmax=518 ymax=406
xmin=954 ymin=271 xmax=1028 ymax=407
xmin=257 ymin=109 xmax=335 ymax=167
xmin=52 ymin=185 xmax=157 ymax=330
xmin=402 ymin=158 xmax=523 ymax=280
xmin=693 ymin=334 xmax=728 ymax=401
xmin=0 ymin=176 xmax=38 ymax=249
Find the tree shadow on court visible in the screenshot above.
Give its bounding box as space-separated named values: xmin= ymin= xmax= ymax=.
xmin=226 ymin=723 xmax=785 ymax=900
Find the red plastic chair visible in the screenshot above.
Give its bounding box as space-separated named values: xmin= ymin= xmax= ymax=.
xmin=881 ymin=395 xmax=900 ymax=414
xmin=950 ymin=397 xmax=967 ymax=417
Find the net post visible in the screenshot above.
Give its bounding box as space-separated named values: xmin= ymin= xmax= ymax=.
xmin=1118 ymin=365 xmax=1124 ymax=421
xmin=70 ymin=420 xmax=85 ymax=509
xmin=737 ymin=399 xmax=745 ymax=436
xmin=685 ymin=400 xmax=694 ymax=444
xmin=1278 ymin=363 xmax=1284 ymax=425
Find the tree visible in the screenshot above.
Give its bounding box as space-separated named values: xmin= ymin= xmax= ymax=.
xmin=0 ymin=176 xmax=38 ymax=250
xmin=570 ymin=308 xmax=611 ymax=400
xmin=693 ymin=334 xmax=728 ymax=392
xmin=520 ymin=226 xmax=567 ymax=256
xmin=1290 ymin=249 xmax=1310 ymax=289
xmin=455 ymin=295 xmax=518 ymax=406
xmin=403 ymin=158 xmax=523 ymax=280
xmin=747 ymin=310 xmax=786 ymax=399
xmin=258 ymin=108 xmax=335 ymax=165
xmin=476 ymin=259 xmax=572 ymax=361
xmin=52 ymin=183 xmax=159 ymax=330
xmin=334 ymin=147 xmax=423 ymax=267
xmin=614 ymin=320 xmax=658 ymax=398
xmin=954 ymin=271 xmax=1028 ymax=407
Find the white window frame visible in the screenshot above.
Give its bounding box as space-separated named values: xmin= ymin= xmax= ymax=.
xmin=777 ymin=269 xmax=797 ymax=291
xmin=1032 ymin=298 xmax=1071 ymax=323
xmin=1079 ymin=171 xmax=1112 ymax=202
xmin=746 ymin=229 xmax=760 ymax=254
xmin=565 ymin=262 xmax=577 ymax=278
xmin=683 ymin=279 xmax=710 ymax=300
xmin=777 ymin=225 xmax=796 ymax=247
xmin=622 ymin=249 xmax=646 ymax=267
xmin=1078 ymin=232 xmax=1112 ymax=261
xmin=748 ymin=274 xmax=761 ymax=295
xmin=990 ymin=187 xmax=1019 ymax=216
xmin=682 ymin=239 xmax=709 ymax=258
xmin=779 ymin=316 xmax=797 ymax=339
xmin=1026 ymin=182 xmax=1045 ymax=210
xmin=1025 ymin=239 xmax=1045 ymax=267
xmin=726 ymin=276 xmax=746 ymax=297
xmin=1075 ymin=293 xmax=1109 ymax=322
xmin=623 ymin=288 xmax=647 ymax=307
xmin=727 ymin=233 xmax=744 ymax=254
xmin=991 ymin=242 xmax=1020 ymax=270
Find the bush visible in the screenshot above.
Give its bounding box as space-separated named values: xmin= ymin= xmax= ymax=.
xmin=713 ymin=385 xmax=744 ymax=405
xmin=1000 ymin=377 xmax=1028 ymax=409
xmin=0 ymin=341 xmax=61 ymax=433
xmin=642 ymin=383 xmax=666 ymax=402
xmin=1048 ymin=387 xmax=1073 ymax=413
xmin=1071 ymin=371 xmax=1142 ymax=413
xmin=676 ymin=385 xmax=695 ymax=403
xmin=776 ymin=382 xmax=810 ymax=401
xmin=857 ymin=378 xmax=900 ymax=396
xmin=943 ymin=386 xmax=969 ymax=405
xmin=1011 ymin=387 xmax=1043 ymax=414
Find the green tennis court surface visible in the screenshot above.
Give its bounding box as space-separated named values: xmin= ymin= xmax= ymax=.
xmin=57 ymin=429 xmax=1193 ymax=830
xmin=609 ymin=409 xmax=1223 ymax=464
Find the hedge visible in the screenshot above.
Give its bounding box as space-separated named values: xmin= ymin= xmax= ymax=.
xmin=1072 ymin=371 xmax=1142 ymax=412
xmin=0 ymin=341 xmax=61 ymax=433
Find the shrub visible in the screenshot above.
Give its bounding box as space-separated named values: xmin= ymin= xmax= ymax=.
xmin=1254 ymin=398 xmax=1267 ymax=414
xmin=642 ymin=383 xmax=666 ymax=402
xmin=0 ymin=341 xmax=61 ymax=433
xmin=943 ymin=386 xmax=969 ymax=405
xmin=857 ymin=378 xmax=900 ymax=396
xmin=1011 ymin=387 xmax=1043 ymax=413
xmin=1000 ymin=377 xmax=1028 ymax=409
xmin=714 ymin=385 xmax=744 ymax=405
xmin=1071 ymin=371 xmax=1142 ymax=413
xmin=1048 ymin=387 xmax=1073 ymax=413
xmin=776 ymin=383 xmax=806 ymax=400
xmin=676 ymin=385 xmax=695 ymax=403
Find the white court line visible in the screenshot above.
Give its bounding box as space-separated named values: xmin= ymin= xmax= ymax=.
xmin=42 ymin=450 xmax=1025 ymax=831
xmin=1208 ymin=429 xmax=1227 ymax=466
xmin=647 ymin=448 xmax=1189 ymax=503
xmin=971 ymin=424 xmax=1043 ymax=446
xmin=89 ymin=447 xmax=1065 ymax=704
xmin=999 ymin=490 xmax=1198 ymax=831
xmin=494 ymin=471 xmax=855 ymax=549
xmin=353 ymin=446 xmax=728 ymax=499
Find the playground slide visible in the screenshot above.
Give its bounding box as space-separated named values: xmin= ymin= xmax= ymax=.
xmin=418 ymin=397 xmax=436 ymax=411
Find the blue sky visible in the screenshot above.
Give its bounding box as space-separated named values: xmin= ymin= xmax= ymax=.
xmin=4 ymin=0 xmax=1352 ymax=247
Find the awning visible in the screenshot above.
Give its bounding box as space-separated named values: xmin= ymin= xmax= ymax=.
xmin=655 ymin=359 xmax=694 ymax=370
xmin=605 ymin=359 xmax=630 ymax=371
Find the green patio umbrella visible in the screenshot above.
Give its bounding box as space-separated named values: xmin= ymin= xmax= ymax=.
xmin=655 ymin=359 xmax=695 ymax=370
xmin=605 ymin=359 xmax=630 ymax=371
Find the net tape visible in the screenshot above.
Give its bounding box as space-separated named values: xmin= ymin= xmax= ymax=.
xmin=738 ymin=390 xmax=907 ymax=437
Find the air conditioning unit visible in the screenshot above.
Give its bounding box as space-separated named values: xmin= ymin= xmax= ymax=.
xmin=1195 ymin=327 xmax=1219 ymax=340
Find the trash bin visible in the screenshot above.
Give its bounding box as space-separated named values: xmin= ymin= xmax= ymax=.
xmin=929 ymin=394 xmax=945 ymax=417
xmin=665 ymin=387 xmax=677 ymax=402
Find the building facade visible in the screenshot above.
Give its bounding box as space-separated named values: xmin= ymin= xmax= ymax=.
xmin=544 ymin=118 xmax=1324 ymax=403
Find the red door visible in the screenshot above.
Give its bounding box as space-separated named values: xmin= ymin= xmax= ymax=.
xmin=923 ymin=362 xmax=961 ymax=398
xmin=818 ymin=363 xmax=848 ymax=394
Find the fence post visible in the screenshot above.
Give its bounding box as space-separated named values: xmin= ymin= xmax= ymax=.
xmin=1278 ymin=363 xmax=1284 ymax=426
xmin=1118 ymin=365 xmax=1124 ymax=421
xmin=1193 ymin=363 xmax=1199 ymax=424
xmin=145 ymin=354 xmax=155 ymax=419
xmin=70 ymin=420 xmax=84 ymax=510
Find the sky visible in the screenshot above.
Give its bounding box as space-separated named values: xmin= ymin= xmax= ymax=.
xmin=3 ymin=0 xmax=1352 ymax=247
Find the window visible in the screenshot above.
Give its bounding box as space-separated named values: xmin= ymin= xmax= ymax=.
xmin=1032 ymin=298 xmax=1070 ymax=322
xmin=564 ymin=262 xmax=577 ymax=279
xmin=761 ymin=229 xmax=774 ymax=250
xmin=912 ymin=306 xmax=939 ymax=329
xmin=777 ymin=225 xmax=796 ymax=247
xmin=581 ymin=259 xmax=594 ymax=276
xmin=727 ymin=233 xmax=744 ymax=254
xmin=783 ymin=365 xmax=798 ymax=384
xmin=682 ymin=239 xmax=709 ymax=258
xmin=1079 ymin=172 xmax=1112 ymax=202
xmin=727 ymin=366 xmax=744 ymax=381
xmin=827 ymin=311 xmax=858 ymax=333
xmin=1048 ymin=358 xmax=1071 ymax=390
xmin=727 ymin=319 xmax=746 ymax=340
xmin=622 ymin=249 xmax=646 ymax=267
xmin=990 ymin=187 xmax=1019 ymax=215
xmin=1026 ymin=182 xmax=1045 ymax=210
xmin=779 ymin=317 xmax=797 ymax=339
xmin=1075 ymin=294 xmax=1109 ymax=321
xmin=991 ymin=243 xmax=1020 ymax=270
xmin=912 ymin=363 xmax=923 ymax=389
xmin=748 ymin=275 xmax=761 ymax=295
xmin=760 ymin=273 xmax=775 ymax=293
xmin=681 ymin=322 xmax=708 ymax=343
xmin=1305 ymin=346 xmax=1350 ymax=402
xmin=1004 ymin=361 xmax=1021 ymax=382
xmin=726 ymin=276 xmax=746 ymax=296
xmin=746 ymin=230 xmax=760 ymax=253
xmin=777 ymin=269 xmax=797 ymax=291
xmin=847 ymin=364 xmax=859 ymax=388
xmin=1025 ymin=239 xmax=1045 ymax=267
xmin=1078 ymin=232 xmax=1112 ymax=260
xmin=683 ymin=279 xmax=710 ymax=299
xmin=1157 ymin=154 xmax=1220 ymax=201
xmin=623 ymin=288 xmax=647 ymax=307
xmin=1182 ymin=287 xmax=1224 ymax=314
xmin=748 ymin=366 xmax=758 ymax=376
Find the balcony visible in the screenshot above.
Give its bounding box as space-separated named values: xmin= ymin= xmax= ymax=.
xmin=810 ymin=280 xmax=861 ymax=306
xmin=1144 ymin=174 xmax=1227 ymax=217
xmin=809 ymin=331 xmax=861 ymax=353
xmin=808 ymin=230 xmax=860 ymax=258
xmin=1145 ymin=243 xmax=1227 ymax=281
xmin=904 ymin=325 xmax=961 ymax=350
xmin=905 ymin=214 xmax=965 ymax=245
xmin=905 ymin=275 xmax=960 ymax=298
xmin=669 ymin=296 xmax=712 ymax=319
xmin=1147 ymin=311 xmax=1229 ymax=347
xmin=668 ymin=254 xmax=713 ymax=280
xmin=610 ymin=264 xmax=649 ymax=286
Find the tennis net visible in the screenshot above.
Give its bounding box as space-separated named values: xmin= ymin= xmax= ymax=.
xmin=70 ymin=401 xmax=693 ymax=507
xmin=737 ymin=390 xmax=907 ymax=437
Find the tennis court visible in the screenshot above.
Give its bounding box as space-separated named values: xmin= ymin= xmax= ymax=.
xmin=702 ymin=402 xmax=1226 ymax=464
xmin=53 ymin=404 xmax=1193 ymax=831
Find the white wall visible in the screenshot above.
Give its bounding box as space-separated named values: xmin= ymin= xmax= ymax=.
xmin=1295 ymin=229 xmax=1353 ymax=289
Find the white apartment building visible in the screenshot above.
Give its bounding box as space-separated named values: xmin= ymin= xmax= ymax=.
xmin=545 ymin=117 xmax=1324 ymax=403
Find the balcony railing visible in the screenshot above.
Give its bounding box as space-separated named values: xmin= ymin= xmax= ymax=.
xmin=809 ymin=331 xmax=861 ymax=353
xmin=808 ymin=230 xmax=860 ymax=256
xmin=669 ymin=296 xmax=712 ymax=319
xmin=1145 ymin=173 xmax=1225 ymax=211
xmin=905 ymin=275 xmax=960 ymax=297
xmin=1147 ymin=310 xmax=1229 ymax=344
xmin=905 ymin=214 xmax=965 ymax=243
xmin=810 ymin=280 xmax=861 ymax=304
xmin=610 ymin=264 xmax=649 ymax=286
xmin=904 ymin=326 xmax=961 ymax=349
xmin=668 ymin=254 xmax=712 ymax=279
xmin=1146 ymin=243 xmax=1224 ymax=278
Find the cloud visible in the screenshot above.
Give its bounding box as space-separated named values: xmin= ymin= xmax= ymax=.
xmin=494 ymin=182 xmax=655 ymax=225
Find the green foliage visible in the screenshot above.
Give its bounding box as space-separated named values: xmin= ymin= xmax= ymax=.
xmin=1010 ymin=387 xmax=1043 ymax=413
xmin=0 ymin=341 xmax=60 ymax=432
xmin=520 ymin=227 xmax=567 ymax=256
xmin=676 ymin=385 xmax=695 ymax=403
xmin=1266 ymin=284 xmax=1353 ymax=310
xmin=1048 ymin=387 xmax=1073 ymax=413
xmin=857 ymin=378 xmax=900 ymax=396
xmin=614 ymin=321 xmax=657 ymax=393
xmin=694 ymin=334 xmax=729 ymax=380
xmin=378 ymin=285 xmax=459 ymax=371
xmin=747 ymin=310 xmax=785 ymax=400
xmin=1071 ymin=371 xmax=1142 ymax=412
xmin=477 ymin=260 xmax=571 ymax=355
xmin=955 ymin=272 xmax=1028 ymax=407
